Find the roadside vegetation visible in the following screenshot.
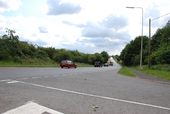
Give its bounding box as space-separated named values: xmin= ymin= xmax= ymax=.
xmin=118 ymin=20 xmax=170 ymax=81
xmin=119 ymin=21 xmax=170 ymax=66
xmin=136 ymin=65 xmax=170 ymax=81
xmin=0 ymin=29 xmax=110 ymax=67
xmin=0 ymin=59 xmax=58 ymax=67
xmin=118 ymin=67 xmax=136 ymax=77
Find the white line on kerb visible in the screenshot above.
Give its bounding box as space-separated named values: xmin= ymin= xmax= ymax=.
xmin=11 ymin=80 xmax=170 ymax=111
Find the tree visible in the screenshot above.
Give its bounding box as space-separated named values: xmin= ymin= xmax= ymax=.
xmin=120 ymin=20 xmax=170 ymax=66
xmin=149 ymin=20 xmax=170 ymax=65
xmin=0 ymin=29 xmax=110 ymax=64
xmin=101 ymin=51 xmax=109 ymax=63
xmin=54 ymin=49 xmax=71 ymax=62
xmin=150 ymin=45 xmax=170 ymax=64
xmin=6 ymin=28 xmax=17 ymax=40
xmin=120 ymin=36 xmax=149 ymax=66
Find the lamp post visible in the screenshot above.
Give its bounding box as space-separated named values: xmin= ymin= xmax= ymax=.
xmin=148 ymin=13 xmax=170 ymax=68
xmin=126 ymin=6 xmax=144 ymax=69
xmin=148 ymin=19 xmax=151 ymax=68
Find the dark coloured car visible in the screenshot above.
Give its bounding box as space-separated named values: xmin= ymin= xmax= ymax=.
xmin=94 ymin=61 xmax=102 ymax=67
xmin=60 ymin=60 xmax=77 ymax=68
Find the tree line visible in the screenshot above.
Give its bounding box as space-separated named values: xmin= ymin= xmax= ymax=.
xmin=0 ymin=29 xmax=109 ymax=65
xmin=120 ymin=20 xmax=170 ymax=66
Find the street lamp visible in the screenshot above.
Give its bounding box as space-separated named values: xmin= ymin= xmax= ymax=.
xmin=148 ymin=13 xmax=170 ymax=68
xmin=126 ymin=6 xmax=144 ymax=69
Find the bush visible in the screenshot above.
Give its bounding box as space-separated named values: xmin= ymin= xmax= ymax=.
xmin=0 ymin=49 xmax=11 ymax=60
xmin=150 ymin=45 xmax=170 ymax=64
xmin=133 ymin=55 xmax=140 ymax=65
xmin=151 ymin=64 xmax=170 ymax=71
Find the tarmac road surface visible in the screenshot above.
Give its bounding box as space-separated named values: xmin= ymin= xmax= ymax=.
xmin=0 ymin=66 xmax=170 ymax=114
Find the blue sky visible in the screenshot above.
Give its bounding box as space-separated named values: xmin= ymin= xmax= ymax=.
xmin=0 ymin=0 xmax=170 ymax=55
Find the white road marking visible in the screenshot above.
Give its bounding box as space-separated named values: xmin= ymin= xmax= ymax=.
xmin=2 ymin=101 xmax=64 ymax=114
xmin=7 ymin=80 xmax=19 ymax=84
xmin=0 ymin=79 xmax=11 ymax=82
xmin=10 ymin=80 xmax=170 ymax=111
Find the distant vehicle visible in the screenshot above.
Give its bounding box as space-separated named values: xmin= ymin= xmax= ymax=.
xmin=103 ymin=63 xmax=109 ymax=67
xmin=60 ymin=60 xmax=77 ymax=68
xmin=94 ymin=61 xmax=102 ymax=67
xmin=109 ymin=62 xmax=113 ymax=66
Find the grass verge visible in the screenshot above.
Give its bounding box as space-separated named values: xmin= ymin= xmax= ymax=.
xmin=118 ymin=67 xmax=136 ymax=77
xmin=136 ymin=66 xmax=170 ymax=81
xmin=0 ymin=59 xmax=58 ymax=67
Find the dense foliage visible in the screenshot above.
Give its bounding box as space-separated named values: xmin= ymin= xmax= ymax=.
xmin=120 ymin=36 xmax=149 ymax=66
xmin=120 ymin=20 xmax=170 ymax=66
xmin=0 ymin=29 xmax=109 ymax=65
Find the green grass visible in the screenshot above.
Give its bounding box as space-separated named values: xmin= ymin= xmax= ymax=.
xmin=137 ymin=66 xmax=170 ymax=81
xmin=0 ymin=59 xmax=58 ymax=67
xmin=118 ymin=65 xmax=170 ymax=81
xmin=118 ymin=67 xmax=136 ymax=77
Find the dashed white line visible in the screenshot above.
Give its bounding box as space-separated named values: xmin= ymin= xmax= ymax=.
xmin=9 ymin=80 xmax=170 ymax=111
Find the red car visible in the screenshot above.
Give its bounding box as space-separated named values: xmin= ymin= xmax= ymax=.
xmin=60 ymin=60 xmax=77 ymax=68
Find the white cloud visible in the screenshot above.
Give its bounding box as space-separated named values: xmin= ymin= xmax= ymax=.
xmin=0 ymin=0 xmax=7 ymax=8
xmin=0 ymin=0 xmax=22 ymax=13
xmin=39 ymin=26 xmax=48 ymax=33
xmin=82 ymin=23 xmax=114 ymax=38
xmin=47 ymin=0 xmax=81 ymax=15
xmin=1 ymin=0 xmax=170 ymax=55
xmin=102 ymin=15 xmax=128 ymax=29
xmin=33 ymin=39 xmax=48 ymax=46
xmin=81 ymin=15 xmax=128 ymax=38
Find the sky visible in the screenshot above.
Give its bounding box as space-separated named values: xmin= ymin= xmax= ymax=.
xmin=0 ymin=0 xmax=170 ymax=55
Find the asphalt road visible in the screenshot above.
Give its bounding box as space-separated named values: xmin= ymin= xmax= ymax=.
xmin=0 ymin=66 xmax=170 ymax=114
